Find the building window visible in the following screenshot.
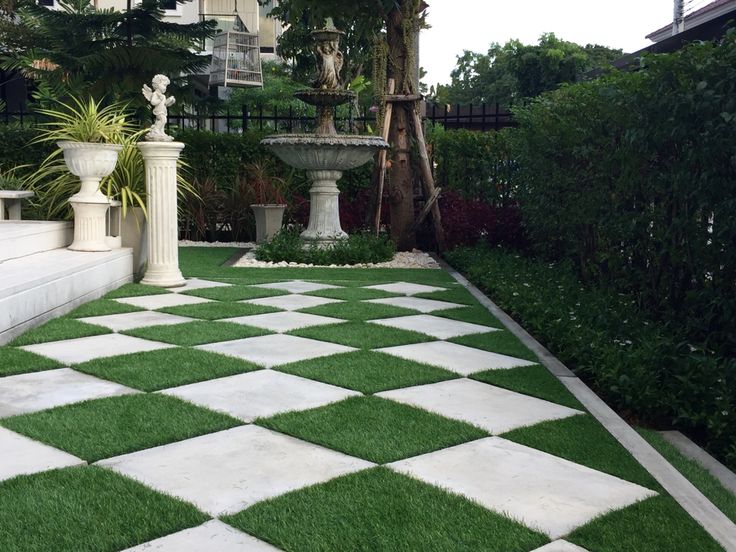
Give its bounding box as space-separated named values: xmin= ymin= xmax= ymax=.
xmin=161 ymin=0 xmax=177 ymax=10
xmin=38 ymin=0 xmax=54 ymax=6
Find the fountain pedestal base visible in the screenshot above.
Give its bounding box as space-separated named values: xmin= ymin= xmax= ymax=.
xmin=301 ymin=170 xmax=348 ymax=247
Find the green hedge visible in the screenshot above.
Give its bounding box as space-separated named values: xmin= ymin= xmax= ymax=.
xmin=0 ymin=126 xmax=52 ymax=174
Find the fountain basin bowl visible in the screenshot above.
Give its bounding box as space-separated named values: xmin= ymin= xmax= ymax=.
xmin=261 ymin=134 xmax=389 ymax=172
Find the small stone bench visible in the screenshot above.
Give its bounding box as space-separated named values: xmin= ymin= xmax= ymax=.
xmin=0 ymin=191 xmax=34 ymax=220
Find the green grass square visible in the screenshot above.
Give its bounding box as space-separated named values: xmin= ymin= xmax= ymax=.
xmin=9 ymin=318 xmax=111 ymax=347
xmin=277 ymin=350 xmax=457 ymax=394
xmin=0 ymin=347 xmax=61 ymax=377
xmin=183 ymin=285 xmax=287 ymax=301
xmin=123 ymin=321 xmax=268 ymax=346
xmin=2 ymin=393 xmax=241 ymax=462
xmin=257 ymin=395 xmax=487 ymax=463
xmin=414 ymin=286 xmax=477 ymax=305
xmin=451 ymin=330 xmax=539 ymax=362
xmin=501 ymin=415 xmax=660 ymax=490
xmin=433 ymin=305 xmax=504 ymax=328
xmin=306 ymin=287 xmax=401 ymax=301
xmin=224 ymin=467 xmax=547 ymax=552
xmin=471 ymin=365 xmax=582 ymax=409
xmin=67 ymin=299 xmax=144 ymax=319
xmin=569 ymin=495 xmax=723 ymax=552
xmin=105 ymin=283 xmax=171 ymax=299
xmin=74 ymin=348 xmax=261 ymax=391
xmin=290 ymin=321 xmax=431 ymax=349
xmin=0 ymin=466 xmax=208 ymax=552
xmin=301 ymin=301 xmax=418 ymax=321
xmin=158 ymin=301 xmax=278 ymax=320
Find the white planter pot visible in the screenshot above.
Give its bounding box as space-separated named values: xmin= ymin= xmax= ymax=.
xmin=58 ymin=141 xmax=122 ymax=252
xmin=251 ymin=204 xmax=286 ymax=244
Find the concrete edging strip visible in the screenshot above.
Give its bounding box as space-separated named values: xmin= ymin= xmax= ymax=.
xmin=438 ymin=257 xmax=736 ymax=552
xmin=661 ymin=430 xmax=736 ymax=496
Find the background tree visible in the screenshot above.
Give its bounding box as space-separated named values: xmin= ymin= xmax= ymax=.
xmin=433 ymin=33 xmax=623 ymax=106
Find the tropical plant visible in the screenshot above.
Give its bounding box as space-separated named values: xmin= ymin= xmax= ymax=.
xmin=248 ymin=161 xmax=286 ymax=205
xmin=34 ymin=96 xmax=133 ymax=144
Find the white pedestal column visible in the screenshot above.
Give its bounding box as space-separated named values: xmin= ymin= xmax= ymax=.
xmin=138 ymin=141 xmax=185 ymax=288
xmin=301 ymin=170 xmax=348 ymax=247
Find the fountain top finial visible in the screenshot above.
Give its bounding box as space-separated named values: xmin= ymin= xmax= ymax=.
xmin=312 ymin=18 xmax=344 ymax=41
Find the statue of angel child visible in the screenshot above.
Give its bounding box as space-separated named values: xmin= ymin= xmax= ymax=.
xmin=142 ymin=74 xmax=175 ymax=141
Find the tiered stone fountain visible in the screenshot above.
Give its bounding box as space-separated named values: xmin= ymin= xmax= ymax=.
xmin=261 ymin=21 xmax=388 ymax=247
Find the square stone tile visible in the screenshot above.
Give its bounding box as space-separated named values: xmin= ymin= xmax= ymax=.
xmin=0 ymin=368 xmax=137 ymax=417
xmin=20 ymin=334 xmax=175 ymax=365
xmin=98 ymin=425 xmax=374 ymax=516
xmin=121 ymin=520 xmax=280 ymax=551
xmin=0 ymin=426 xmax=85 ymax=482
xmin=369 ymin=314 xmax=494 ymax=339
xmin=222 ymin=312 xmax=345 ymax=333
xmin=243 ymin=294 xmax=342 ymax=311
xmin=160 ymin=370 xmax=360 ymax=422
xmin=375 ymin=341 xmax=536 ymax=375
xmin=531 ymin=541 xmax=591 ymax=552
xmin=377 ymin=378 xmax=582 ymax=434
xmin=115 ymin=294 xmax=212 ymax=310
xmin=364 ymin=282 xmax=447 ymax=295
xmin=78 ymin=311 xmax=196 ymax=332
xmin=388 ymin=437 xmax=656 ymax=539
xmin=170 ymin=278 xmax=232 ymax=294
xmin=253 ymin=280 xmax=341 ymax=294
xmin=365 ymin=297 xmax=464 ymax=313
xmin=197 ymin=334 xmax=356 ymax=368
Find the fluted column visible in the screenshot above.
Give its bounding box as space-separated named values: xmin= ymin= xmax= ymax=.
xmin=138 ymin=141 xmax=185 ymax=287
xmin=301 ymin=169 xmax=347 ymax=247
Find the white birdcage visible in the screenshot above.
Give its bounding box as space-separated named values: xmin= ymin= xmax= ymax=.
xmin=209 ymin=13 xmax=263 ymax=88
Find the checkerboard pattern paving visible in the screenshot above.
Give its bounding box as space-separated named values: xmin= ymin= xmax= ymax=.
xmin=0 ymin=278 xmax=661 ymax=551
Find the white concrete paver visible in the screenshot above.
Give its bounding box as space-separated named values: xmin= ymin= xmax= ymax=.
xmin=115 ymin=294 xmax=212 ymax=310
xmin=375 ymin=341 xmax=535 ymax=375
xmin=253 ymin=280 xmax=340 ymax=294
xmin=243 ymin=294 xmax=342 ymax=311
xmin=20 ymin=334 xmax=174 ymax=365
xmin=0 ymin=427 xmax=85 ymax=481
xmin=363 ymin=282 xmax=446 ymax=295
xmin=0 ymin=368 xmax=138 ymax=417
xmin=121 ymin=520 xmax=281 ymax=551
xmin=388 ymin=437 xmax=657 ymax=539
xmin=530 ymin=541 xmax=591 ymax=552
xmin=160 ymin=370 xmax=359 ymax=422
xmin=369 ymin=314 xmax=493 ymax=339
xmin=169 ymin=278 xmax=232 ymax=294
xmin=97 ymin=425 xmax=375 ymax=516
xmin=222 ymin=312 xmax=345 ymax=333
xmin=365 ymin=296 xmax=464 ymax=313
xmin=377 ymin=378 xmax=582 ymax=434
xmin=197 ymin=334 xmax=355 ymax=368
xmin=78 ymin=311 xmax=195 ymax=332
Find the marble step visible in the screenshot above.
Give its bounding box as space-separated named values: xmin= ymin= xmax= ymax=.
xmin=0 ymin=221 xmax=73 ymax=262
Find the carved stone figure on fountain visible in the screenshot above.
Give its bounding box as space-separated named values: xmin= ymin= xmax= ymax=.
xmin=313 ymin=38 xmax=343 ymax=90
xmin=142 ymin=74 xmax=175 ymax=142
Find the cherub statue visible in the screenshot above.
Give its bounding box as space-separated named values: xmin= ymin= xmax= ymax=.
xmin=313 ymin=38 xmax=343 ymax=90
xmin=142 ymin=74 xmax=175 ymax=142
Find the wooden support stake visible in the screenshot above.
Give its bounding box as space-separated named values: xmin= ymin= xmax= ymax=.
xmin=410 ymin=186 xmax=441 ymax=232
xmin=384 ymin=94 xmax=422 ymax=103
xmin=411 ymin=108 xmax=447 ymax=251
xmin=374 ymin=78 xmax=395 ymax=236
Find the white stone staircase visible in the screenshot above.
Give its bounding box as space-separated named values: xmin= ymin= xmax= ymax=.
xmin=0 ymin=221 xmax=133 ymax=345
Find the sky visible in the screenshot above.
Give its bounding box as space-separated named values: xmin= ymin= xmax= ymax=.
xmin=420 ymin=0 xmax=677 ymax=86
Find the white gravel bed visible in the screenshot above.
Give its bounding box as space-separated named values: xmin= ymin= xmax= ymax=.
xmin=233 ymin=249 xmax=441 ymax=269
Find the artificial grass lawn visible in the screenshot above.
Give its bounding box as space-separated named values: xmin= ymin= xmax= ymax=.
xmin=67 ymin=299 xmax=143 ymax=318
xmin=569 ymin=495 xmax=724 ymax=552
xmin=2 ymin=393 xmax=241 ymax=463
xmin=0 ymin=466 xmax=208 ymax=552
xmin=123 ymin=320 xmax=268 ymax=346
xmin=502 ymin=415 xmax=661 ymax=491
xmin=452 ymin=330 xmax=539 ymax=362
xmin=414 ymin=286 xmax=478 ymax=305
xmin=224 ymin=467 xmax=548 ymax=552
xmin=158 ymin=301 xmax=278 ymax=320
xmin=290 ymin=321 xmax=431 ymax=349
xmin=257 ymin=395 xmax=486 ymax=464
xmin=471 ymin=365 xmax=582 ymax=409
xmin=0 ymin=347 xmax=61 ymax=377
xmin=305 ymin=286 xmax=401 ymax=301
xmin=277 ymin=350 xmax=457 ymax=394
xmin=639 ymin=428 xmax=736 ymax=523
xmin=301 ymin=300 xmax=418 ymax=321
xmin=182 ymin=285 xmax=287 ymax=302
xmin=432 ymin=305 xmax=504 ymax=328
xmin=104 ymin=283 xmax=171 ymax=299
xmin=9 ymin=318 xmax=111 ymax=346
xmin=74 ymin=348 xmax=261 ymax=391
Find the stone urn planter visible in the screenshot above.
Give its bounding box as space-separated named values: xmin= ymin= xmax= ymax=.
xmin=251 ymin=204 xmax=286 ymax=244
xmin=58 ymin=141 xmax=122 ymax=252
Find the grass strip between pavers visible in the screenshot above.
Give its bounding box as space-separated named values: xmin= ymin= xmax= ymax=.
xmin=304 ymin=287 xmax=402 ymax=301
xmin=276 ymin=350 xmax=458 ymax=394
xmin=0 ymin=466 xmax=208 ymax=552
xmin=300 ymin=301 xmax=418 ymax=321
xmin=289 ymin=320 xmax=432 ymax=349
xmin=157 ymin=301 xmax=279 ymax=320
xmin=452 ymin=330 xmax=540 ymax=362
xmin=1 ymin=393 xmax=242 ymax=463
xmin=104 ymin=283 xmax=171 ymax=299
xmin=66 ymin=299 xmax=144 ymax=318
xmin=0 ymin=347 xmax=61 ymax=377
xmin=432 ymin=305 xmax=505 ymax=328
xmin=9 ymin=318 xmax=111 ymax=346
xmin=223 ymin=467 xmax=548 ymax=552
xmin=123 ymin=321 xmax=269 ymax=346
xmin=73 ymin=347 xmax=261 ymax=392
xmin=182 ymin=285 xmax=288 ymax=301
xmin=257 ymin=395 xmax=487 ymax=464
